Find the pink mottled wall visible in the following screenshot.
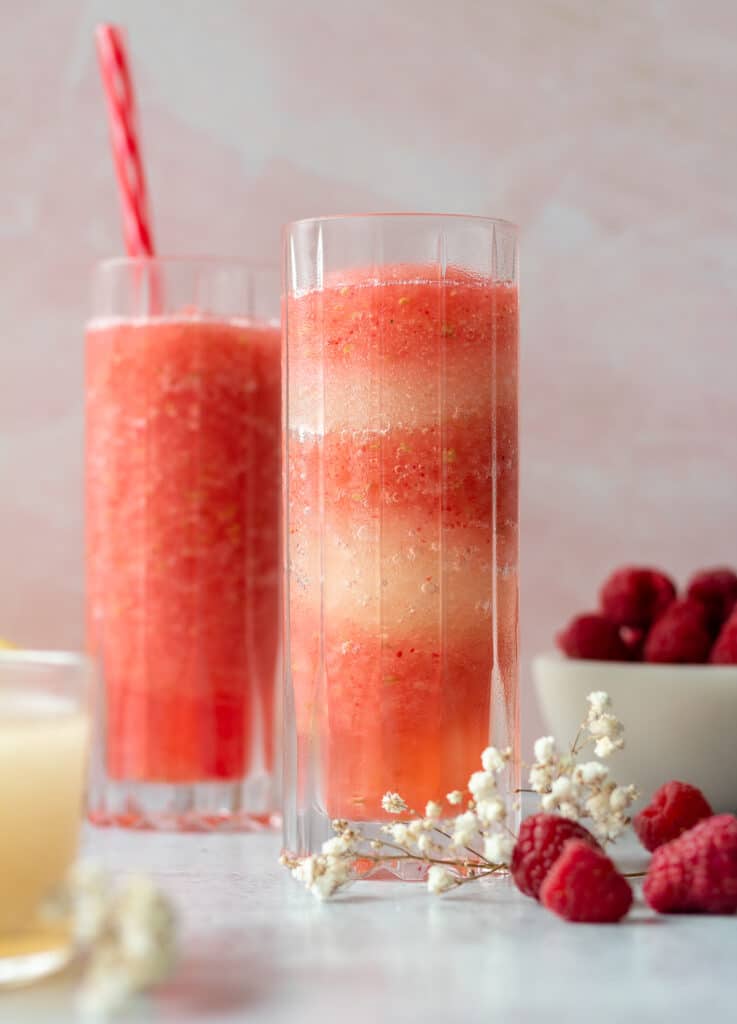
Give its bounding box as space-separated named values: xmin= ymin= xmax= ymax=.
xmin=1 ymin=0 xmax=736 ymax=747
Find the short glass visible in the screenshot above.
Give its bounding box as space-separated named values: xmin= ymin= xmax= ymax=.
xmin=283 ymin=214 xmax=519 ymax=870
xmin=86 ymin=258 xmax=281 ymax=830
xmin=0 ymin=650 xmax=93 ymax=985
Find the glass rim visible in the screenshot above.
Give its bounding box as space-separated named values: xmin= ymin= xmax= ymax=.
xmin=93 ymin=256 xmax=279 ymax=274
xmin=285 ymin=211 xmax=519 ymax=233
xmin=0 ymin=648 xmax=94 ymax=671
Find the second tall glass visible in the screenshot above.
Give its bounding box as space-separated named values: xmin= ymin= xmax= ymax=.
xmin=283 ymin=214 xmax=519 ymax=864
xmin=86 ymin=258 xmax=281 ymax=829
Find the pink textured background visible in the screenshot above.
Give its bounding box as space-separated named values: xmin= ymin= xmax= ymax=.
xmin=1 ymin=1 xmax=735 ymax=747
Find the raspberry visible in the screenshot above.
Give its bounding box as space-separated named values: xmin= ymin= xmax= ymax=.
xmin=633 ymin=780 xmax=713 ymax=852
xmin=511 ymin=814 xmax=601 ymax=899
xmin=687 ymin=567 xmax=737 ymax=633
xmin=540 ymin=840 xmax=633 ymax=923
xmin=643 ymin=814 xmax=737 ymax=914
xmin=643 ymin=599 xmax=712 ymax=664
xmin=620 ymin=625 xmax=646 ymax=661
xmin=600 ymin=567 xmax=676 ymax=628
xmin=710 ymin=608 xmax=737 ymax=665
xmin=556 ymin=613 xmax=629 ymax=661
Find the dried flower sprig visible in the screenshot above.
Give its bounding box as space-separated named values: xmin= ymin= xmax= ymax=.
xmin=283 ymin=691 xmax=638 ymax=899
xmin=46 ymin=863 xmax=177 ymax=1017
xmin=527 ymin=692 xmax=637 ymax=842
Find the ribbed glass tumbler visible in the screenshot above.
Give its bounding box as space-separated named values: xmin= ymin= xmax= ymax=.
xmin=283 ymin=215 xmax=519 ymax=872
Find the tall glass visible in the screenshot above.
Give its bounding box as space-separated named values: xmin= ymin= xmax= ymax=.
xmin=283 ymin=214 xmax=519 ymax=866
xmin=0 ymin=650 xmax=93 ymax=985
xmin=86 ymin=258 xmax=281 ymax=830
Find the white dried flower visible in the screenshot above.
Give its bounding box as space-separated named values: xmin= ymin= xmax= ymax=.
xmin=577 ymin=761 xmax=609 ymax=785
xmin=476 ymin=797 xmax=507 ymax=824
xmin=417 ymin=832 xmax=436 ymax=854
xmin=559 ymin=801 xmax=581 ymax=821
xmin=483 ymin=833 xmax=516 ymax=866
xmin=468 ymin=770 xmax=497 ymax=801
xmin=587 ymin=691 xmax=611 ymax=714
xmin=529 ymin=765 xmax=553 ymax=793
xmin=540 ymin=793 xmax=558 ymax=813
xmin=387 ymin=823 xmax=410 ymax=845
xmin=427 ymin=865 xmax=457 ymax=894
xmin=69 ymin=862 xmax=109 ymax=946
xmin=114 ymin=876 xmax=175 ymax=966
xmin=481 ymin=746 xmax=506 ymax=774
xmin=446 ymin=790 xmax=464 ymax=805
xmin=586 ymin=792 xmax=611 ymax=820
xmin=381 ymin=791 xmax=408 ymax=815
xmin=594 ymin=735 xmax=624 ymax=758
xmin=321 ymin=836 xmax=349 ymax=856
xmin=610 ymin=785 xmax=638 ymax=812
xmin=292 ymin=856 xmax=318 ymax=886
xmin=533 ymin=736 xmax=557 ymax=765
xmin=550 ymin=776 xmax=574 ymax=800
xmin=451 ymin=810 xmax=479 ymax=847
xmin=70 ymin=867 xmax=177 ymax=1017
xmin=293 ymin=854 xmax=351 ymax=901
xmin=425 ymin=800 xmax=443 ymax=819
xmin=588 ymin=713 xmax=623 ymax=741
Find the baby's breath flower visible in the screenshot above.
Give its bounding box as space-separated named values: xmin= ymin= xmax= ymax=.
xmin=559 ymin=801 xmax=581 ymax=821
xmin=481 ymin=746 xmax=506 ymax=774
xmin=586 ymin=792 xmax=611 ymax=820
xmin=483 ymin=833 xmax=516 ymax=866
xmin=416 ymin=832 xmax=437 ymax=855
xmin=610 ymin=784 xmax=638 ymax=812
xmin=529 ymin=765 xmax=553 ymax=793
xmin=533 ymin=736 xmax=557 ymax=765
xmin=388 ymin=823 xmax=410 ymax=845
xmin=577 ymin=761 xmax=609 ymax=785
xmin=550 ymin=776 xmax=574 ymax=800
xmin=540 ymin=793 xmax=558 ymax=813
xmin=407 ymin=819 xmax=426 ymax=841
xmin=587 ymin=691 xmax=611 ymax=714
xmin=451 ymin=810 xmax=479 ymax=847
xmin=468 ymin=770 xmax=498 ymax=801
xmin=68 ymin=865 xmax=177 ymax=1017
xmin=293 ymin=854 xmax=351 ymax=900
xmin=425 ymin=800 xmax=442 ymax=819
xmin=594 ymin=735 xmax=624 ymax=758
xmin=427 ymin=865 xmax=457 ymax=894
xmin=382 ymin=791 xmax=408 ymax=815
xmin=476 ymin=796 xmax=507 ymax=825
xmin=321 ymin=836 xmax=349 ymax=856
xmin=446 ymin=790 xmax=464 ymax=805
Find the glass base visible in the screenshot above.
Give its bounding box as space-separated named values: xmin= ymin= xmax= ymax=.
xmin=0 ymin=946 xmax=72 ymax=988
xmin=89 ymin=776 xmax=279 ymax=832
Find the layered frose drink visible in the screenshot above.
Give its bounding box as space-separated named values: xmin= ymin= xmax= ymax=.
xmin=284 ymin=216 xmax=519 ymax=844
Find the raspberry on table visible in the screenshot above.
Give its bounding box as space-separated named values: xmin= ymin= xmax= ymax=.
xmin=539 ymin=840 xmax=633 ymax=923
xmin=600 ymin=567 xmax=676 ymax=628
xmin=687 ymin=567 xmax=737 ymax=633
xmin=643 ymin=814 xmax=737 ymax=914
xmin=643 ymin=599 xmax=712 ymax=664
xmin=633 ymin=780 xmax=713 ymax=852
xmin=511 ymin=814 xmax=601 ymax=900
xmin=710 ymin=608 xmax=737 ymax=665
xmin=556 ymin=613 xmax=629 ymax=661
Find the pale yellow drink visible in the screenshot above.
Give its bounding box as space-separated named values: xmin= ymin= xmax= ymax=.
xmin=0 ymin=692 xmax=89 ymax=971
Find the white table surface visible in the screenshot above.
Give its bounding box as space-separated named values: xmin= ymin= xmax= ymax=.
xmin=3 ymin=827 xmax=735 ymax=1024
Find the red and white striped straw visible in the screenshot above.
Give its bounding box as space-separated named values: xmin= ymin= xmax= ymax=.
xmin=95 ymin=24 xmax=155 ymax=258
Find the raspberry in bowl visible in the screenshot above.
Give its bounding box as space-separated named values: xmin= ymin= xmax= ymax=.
xmin=533 ymin=565 xmax=737 ymax=814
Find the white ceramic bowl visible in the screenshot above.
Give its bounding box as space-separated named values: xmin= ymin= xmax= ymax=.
xmin=532 ymin=653 xmax=737 ymax=813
